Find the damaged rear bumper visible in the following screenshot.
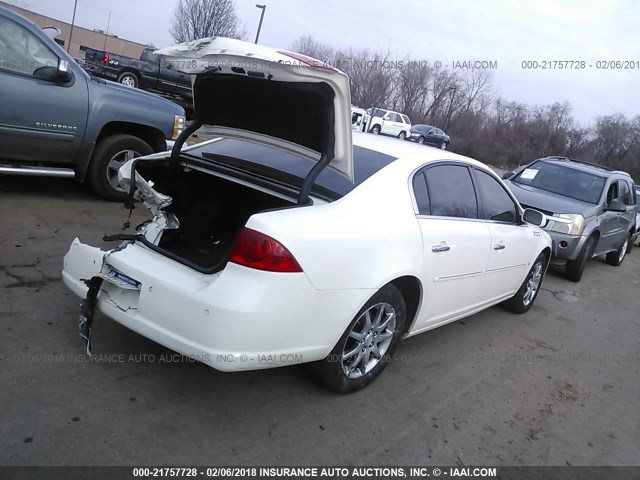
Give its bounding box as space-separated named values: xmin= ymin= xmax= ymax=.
xmin=62 ymin=238 xmax=373 ymax=372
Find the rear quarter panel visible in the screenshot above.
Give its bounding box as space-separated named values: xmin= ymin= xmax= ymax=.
xmin=246 ymin=157 xmax=425 ymax=292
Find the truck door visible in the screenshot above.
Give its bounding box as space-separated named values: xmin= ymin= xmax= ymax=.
xmin=0 ymin=13 xmax=88 ymax=166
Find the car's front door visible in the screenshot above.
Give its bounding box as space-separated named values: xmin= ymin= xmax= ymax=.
xmin=0 ymin=13 xmax=88 ymax=165
xmin=473 ymin=168 xmax=534 ymax=299
xmin=411 ymin=163 xmax=492 ymax=332
xmin=425 ymin=128 xmax=440 ymax=146
xmin=599 ymin=180 xmax=625 ymax=252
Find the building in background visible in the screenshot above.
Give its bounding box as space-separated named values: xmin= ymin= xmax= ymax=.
xmin=0 ymin=0 xmax=150 ymax=60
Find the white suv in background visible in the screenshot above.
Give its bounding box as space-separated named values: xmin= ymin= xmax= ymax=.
xmin=367 ymin=108 xmax=412 ymax=139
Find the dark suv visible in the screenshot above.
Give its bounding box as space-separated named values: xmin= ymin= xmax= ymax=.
xmin=503 ymin=157 xmax=636 ymax=282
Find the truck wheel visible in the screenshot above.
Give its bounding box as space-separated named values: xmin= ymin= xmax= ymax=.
xmin=89 ymin=134 xmax=153 ymax=201
xmin=117 ymin=72 xmax=139 ymax=88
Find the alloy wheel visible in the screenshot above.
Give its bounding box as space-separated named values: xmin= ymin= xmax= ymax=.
xmin=523 ymin=261 xmax=543 ymax=306
xmin=341 ymin=302 xmax=396 ymax=379
xmin=106 ymin=149 xmax=140 ymax=190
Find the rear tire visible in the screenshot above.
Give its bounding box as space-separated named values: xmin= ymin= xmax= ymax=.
xmin=606 ymin=234 xmax=630 ymax=266
xmin=565 ymin=235 xmax=596 ymax=282
xmin=398 ymin=131 xmax=406 ymax=140
xmin=117 ymin=71 xmax=139 ymax=88
xmin=88 ymin=134 xmax=153 ymax=201
xmin=310 ymin=284 xmax=406 ymax=393
xmin=503 ymin=252 xmax=546 ymax=314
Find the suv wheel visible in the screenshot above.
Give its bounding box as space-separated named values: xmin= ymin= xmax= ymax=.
xmin=606 ymin=234 xmax=630 ymax=266
xmin=89 ymin=134 xmax=153 ymax=201
xmin=398 ymin=131 xmax=406 ymax=140
xmin=565 ymin=235 xmax=596 ymax=282
xmin=371 ymin=125 xmax=381 ymax=135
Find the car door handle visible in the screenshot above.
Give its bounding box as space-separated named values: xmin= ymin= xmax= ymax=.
xmin=493 ymin=244 xmax=506 ymax=250
xmin=432 ymin=244 xmax=450 ymax=253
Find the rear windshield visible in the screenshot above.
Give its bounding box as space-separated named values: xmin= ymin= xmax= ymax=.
xmin=512 ymin=161 xmax=606 ymax=204
xmin=188 ymin=138 xmax=397 ymax=199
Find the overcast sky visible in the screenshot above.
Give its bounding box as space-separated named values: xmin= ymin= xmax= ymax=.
xmin=11 ymin=0 xmax=640 ymax=124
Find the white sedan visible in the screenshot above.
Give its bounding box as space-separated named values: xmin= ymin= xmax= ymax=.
xmin=62 ymin=37 xmax=552 ymax=393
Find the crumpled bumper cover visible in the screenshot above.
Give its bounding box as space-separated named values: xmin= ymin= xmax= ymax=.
xmin=62 ymin=238 xmax=373 ymax=372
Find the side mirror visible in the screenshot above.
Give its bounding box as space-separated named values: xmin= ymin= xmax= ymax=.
xmin=523 ymin=208 xmax=547 ymax=227
xmin=57 ymin=59 xmax=73 ymax=83
xmin=606 ymin=198 xmax=626 ymax=212
xmin=502 ymin=171 xmax=515 ymax=180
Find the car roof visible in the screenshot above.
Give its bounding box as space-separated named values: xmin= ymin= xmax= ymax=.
xmin=538 ymin=156 xmax=630 ymax=178
xmin=352 ymin=131 xmax=482 ymax=168
xmin=412 ymin=124 xmax=436 ymax=129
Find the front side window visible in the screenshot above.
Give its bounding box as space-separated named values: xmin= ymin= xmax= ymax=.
xmin=606 ymin=181 xmax=619 ymax=205
xmin=619 ymin=180 xmax=631 ymax=205
xmin=424 ymin=165 xmax=478 ymax=219
xmin=475 ymin=170 xmax=517 ymax=223
xmin=0 ymin=16 xmax=58 ymax=76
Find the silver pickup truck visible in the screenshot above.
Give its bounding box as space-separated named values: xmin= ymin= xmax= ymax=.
xmin=0 ymin=6 xmax=186 ymax=201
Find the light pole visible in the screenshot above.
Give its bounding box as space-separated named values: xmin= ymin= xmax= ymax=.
xmin=67 ymin=0 xmax=78 ymax=54
xmin=254 ymin=4 xmax=266 ymax=44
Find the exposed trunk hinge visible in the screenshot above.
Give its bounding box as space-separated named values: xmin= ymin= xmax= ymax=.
xmin=171 ymin=119 xmax=204 ymax=168
xmin=297 ymin=153 xmax=332 ymax=205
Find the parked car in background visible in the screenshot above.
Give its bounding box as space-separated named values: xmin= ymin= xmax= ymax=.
xmin=62 ymin=37 xmax=552 ymax=394
xmin=83 ymin=46 xmax=193 ymax=103
xmin=367 ymin=108 xmax=412 ymax=139
xmin=407 ymin=124 xmax=450 ymax=150
xmin=350 ymin=106 xmax=369 ymax=132
xmin=503 ymin=157 xmax=636 ymax=282
xmin=0 ymin=6 xmax=186 ymax=201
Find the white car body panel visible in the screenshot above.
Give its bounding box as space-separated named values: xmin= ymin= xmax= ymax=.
xmin=62 ymin=133 xmax=551 ymax=372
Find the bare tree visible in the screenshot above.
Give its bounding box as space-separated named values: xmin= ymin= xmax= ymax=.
xmin=291 ymin=36 xmax=335 ymax=63
xmin=170 ymin=0 xmax=246 ymax=44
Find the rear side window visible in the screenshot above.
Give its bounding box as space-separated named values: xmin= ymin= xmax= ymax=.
xmin=412 ymin=172 xmax=430 ymax=214
xmin=475 ymin=170 xmax=517 ymax=223
xmin=424 ymin=165 xmax=478 ymax=219
xmin=402 ymin=115 xmax=411 ymax=124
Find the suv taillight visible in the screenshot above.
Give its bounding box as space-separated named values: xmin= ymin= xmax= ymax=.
xmin=229 ymin=228 xmax=302 ymax=273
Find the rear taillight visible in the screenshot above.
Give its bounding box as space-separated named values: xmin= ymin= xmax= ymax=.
xmin=102 ymin=53 xmax=110 ymax=64
xmin=229 ymin=228 xmax=302 ymax=273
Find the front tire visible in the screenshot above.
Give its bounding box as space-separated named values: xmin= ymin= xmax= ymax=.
xmin=371 ymin=125 xmax=381 ymax=135
xmin=117 ymin=71 xmax=139 ymax=88
xmin=417 ymin=136 xmax=425 ymax=145
xmin=88 ymin=134 xmax=153 ymax=201
xmin=441 ymin=141 xmax=448 ymax=150
xmin=565 ymin=235 xmax=596 ymax=282
xmin=606 ymin=234 xmax=630 ymax=266
xmin=503 ymin=252 xmax=546 ymax=314
xmin=311 ymin=284 xmax=406 ymax=393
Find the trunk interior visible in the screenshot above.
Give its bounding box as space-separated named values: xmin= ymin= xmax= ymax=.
xmin=138 ymin=163 xmax=295 ymax=272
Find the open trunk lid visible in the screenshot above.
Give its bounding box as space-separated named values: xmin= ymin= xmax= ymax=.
xmin=155 ymin=37 xmax=354 ymax=182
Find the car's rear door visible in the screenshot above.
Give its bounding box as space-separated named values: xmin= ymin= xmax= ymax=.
xmin=411 ymin=162 xmax=492 ymax=331
xmin=473 ymin=167 xmax=534 ymax=299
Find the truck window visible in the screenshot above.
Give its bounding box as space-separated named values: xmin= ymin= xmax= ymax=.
xmin=0 ymin=16 xmax=58 ymax=76
xmin=140 ymin=49 xmax=159 ymax=64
